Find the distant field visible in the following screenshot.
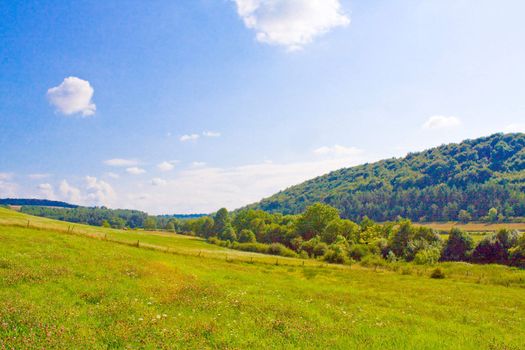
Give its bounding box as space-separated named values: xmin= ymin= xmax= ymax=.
xmin=1 ymin=208 xmax=525 ymax=349
xmin=417 ymin=221 xmax=525 ymax=233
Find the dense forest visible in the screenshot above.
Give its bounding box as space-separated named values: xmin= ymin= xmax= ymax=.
xmin=245 ymin=133 xmax=525 ymax=222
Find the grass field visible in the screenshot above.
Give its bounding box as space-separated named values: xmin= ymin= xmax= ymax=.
xmin=418 ymin=221 xmax=525 ymax=233
xmin=1 ymin=208 xmax=525 ymax=349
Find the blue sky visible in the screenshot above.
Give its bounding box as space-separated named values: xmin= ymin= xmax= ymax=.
xmin=1 ymin=0 xmax=524 ymax=214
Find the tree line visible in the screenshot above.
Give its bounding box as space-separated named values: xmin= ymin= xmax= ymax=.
xmin=182 ymin=203 xmax=525 ymax=268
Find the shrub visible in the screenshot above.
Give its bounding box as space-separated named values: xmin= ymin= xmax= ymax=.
xmin=267 ymin=243 xmax=298 ymax=258
xmin=323 ymin=248 xmax=349 ymax=264
xmin=430 ymin=268 xmax=445 ymax=279
xmin=414 ymin=247 xmax=441 ymax=265
xmin=360 ymin=255 xmax=387 ymax=269
xmin=236 ymin=242 xmax=270 ymax=254
xmin=238 ymin=229 xmax=256 ymax=243
xmin=348 ymin=244 xmax=370 ymax=261
xmin=471 ymin=234 xmax=508 ymax=264
xmin=313 ymin=242 xmax=329 ymax=257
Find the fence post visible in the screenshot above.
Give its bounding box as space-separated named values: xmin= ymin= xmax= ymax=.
xmin=26 ymin=220 xmax=30 ymax=228
xmin=137 ymin=240 xmax=140 ymax=247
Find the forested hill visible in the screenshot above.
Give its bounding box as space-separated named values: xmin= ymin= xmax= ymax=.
xmin=245 ymin=133 xmax=525 ymax=222
xmin=0 ymin=198 xmax=78 ymax=208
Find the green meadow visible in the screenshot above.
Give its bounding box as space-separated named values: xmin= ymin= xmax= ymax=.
xmin=1 ymin=207 xmax=525 ymax=349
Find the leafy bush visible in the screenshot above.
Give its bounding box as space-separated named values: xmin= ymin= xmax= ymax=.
xmin=313 ymin=242 xmax=329 ymax=257
xmin=442 ymin=228 xmax=474 ymax=261
xmin=267 ymin=243 xmax=298 ymax=258
xmin=413 ymin=247 xmax=441 ymax=265
xmin=430 ymin=268 xmax=445 ymax=279
xmin=348 ymin=244 xmax=371 ymax=261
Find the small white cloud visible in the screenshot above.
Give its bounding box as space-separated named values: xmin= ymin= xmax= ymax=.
xmin=233 ymin=0 xmax=350 ymax=50
xmin=191 ymin=161 xmax=207 ymax=167
xmin=151 ymin=178 xmax=167 ymax=186
xmin=180 ymin=134 xmax=200 ymax=142
xmin=85 ymin=176 xmax=116 ymax=206
xmin=157 ymin=161 xmax=177 ymax=172
xmin=28 ymin=173 xmax=51 ymax=180
xmin=38 ymin=183 xmax=56 ymax=199
xmin=126 ymin=167 xmax=146 ymax=175
xmin=59 ymin=180 xmax=82 ymax=203
xmin=106 ymin=172 xmax=120 ymax=179
xmin=422 ymin=115 xmax=462 ymax=130
xmin=47 ymin=77 xmax=96 ymax=116
xmin=504 ymin=123 xmax=525 ymax=133
xmin=104 ymin=158 xmax=139 ymax=167
xmin=203 ymin=131 xmax=221 ymax=137
xmin=313 ymin=145 xmax=363 ymax=157
xmin=0 ymin=174 xmax=17 ymax=197
xmin=0 ymin=173 xmax=13 ymax=181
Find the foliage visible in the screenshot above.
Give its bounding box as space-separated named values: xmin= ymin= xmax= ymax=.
xmin=442 ymin=228 xmax=474 ymax=261
xmin=246 ymin=133 xmax=525 ymax=222
xmin=430 ymin=268 xmax=446 ymax=279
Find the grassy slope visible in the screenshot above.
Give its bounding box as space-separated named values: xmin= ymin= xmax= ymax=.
xmin=1 ymin=209 xmax=525 ymax=349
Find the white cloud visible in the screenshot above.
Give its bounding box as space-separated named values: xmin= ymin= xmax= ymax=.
xmin=504 ymin=123 xmax=525 ymax=133
xmin=0 ymin=174 xmax=17 ymax=197
xmin=157 ymin=161 xmax=177 ymax=172
xmin=47 ymin=77 xmax=96 ymax=116
xmin=85 ymin=176 xmax=116 ymax=206
xmin=59 ymin=180 xmax=82 ymax=204
xmin=233 ymin=0 xmax=350 ymax=50
xmin=180 ymin=134 xmax=200 ymax=142
xmin=104 ymin=158 xmax=139 ymax=167
xmin=38 ymin=183 xmax=56 ymax=199
xmin=0 ymin=173 xmax=12 ymax=181
xmin=126 ymin=167 xmax=146 ymax=175
xmin=203 ymin=131 xmax=221 ymax=137
xmin=191 ymin=161 xmax=207 ymax=167
xmin=106 ymin=172 xmax=120 ymax=179
xmin=422 ymin=115 xmax=462 ymax=130
xmin=151 ymin=178 xmax=167 ymax=186
xmin=313 ymin=145 xmax=363 ymax=157
xmin=28 ymin=173 xmax=51 ymax=180
xmin=113 ymin=152 xmax=374 ymax=214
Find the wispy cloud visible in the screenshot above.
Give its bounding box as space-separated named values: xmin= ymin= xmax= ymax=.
xmin=313 ymin=145 xmax=363 ymax=157
xmin=422 ymin=115 xmax=462 ymax=130
xmin=104 ymin=158 xmax=139 ymax=167
xmin=180 ymin=134 xmax=200 ymax=142
xmin=233 ymin=0 xmax=350 ymax=51
xmin=47 ymin=77 xmax=96 ymax=116
xmin=157 ymin=161 xmax=178 ymax=172
xmin=151 ymin=178 xmax=167 ymax=186
xmin=28 ymin=173 xmax=51 ymax=180
xmin=203 ymin=131 xmax=221 ymax=137
xmin=126 ymin=167 xmax=146 ymax=175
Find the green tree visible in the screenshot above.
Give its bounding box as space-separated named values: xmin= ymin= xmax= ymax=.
xmin=458 ymin=210 xmax=472 ymax=224
xmin=487 ymin=208 xmax=498 ymax=223
xmin=295 ymin=203 xmax=339 ymax=240
xmin=219 ymin=225 xmax=237 ymax=242
xmin=144 ymin=217 xmax=157 ymax=231
xmin=238 ymin=229 xmax=256 ymax=243
xmin=101 ymin=220 xmax=110 ymax=228
xmin=442 ymin=228 xmax=473 ymax=261
xmin=213 ymin=208 xmax=230 ymax=234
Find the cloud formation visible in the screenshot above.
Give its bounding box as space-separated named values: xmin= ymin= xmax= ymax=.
xmin=85 ymin=176 xmax=116 ymax=206
xmin=29 ymin=173 xmax=51 ymax=180
xmin=104 ymin=158 xmax=139 ymax=167
xmin=47 ymin=77 xmax=96 ymax=116
xmin=313 ymin=145 xmax=363 ymax=157
xmin=0 ymin=173 xmax=17 ymax=197
xmin=233 ymin=0 xmax=350 ymax=50
xmin=151 ymin=178 xmax=167 ymax=186
xmin=59 ymin=180 xmax=82 ymax=203
xmin=180 ymin=134 xmax=200 ymax=142
xmin=126 ymin=167 xmax=146 ymax=175
xmin=157 ymin=161 xmax=177 ymax=172
xmin=422 ymin=115 xmax=462 ymax=130
xmin=38 ymin=183 xmax=56 ymax=199
xmin=203 ymin=131 xmax=221 ymax=137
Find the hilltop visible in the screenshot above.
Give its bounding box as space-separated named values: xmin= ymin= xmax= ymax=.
xmin=246 ymin=133 xmax=525 ymax=222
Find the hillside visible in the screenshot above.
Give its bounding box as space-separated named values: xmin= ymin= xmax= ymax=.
xmin=0 ymin=198 xmax=78 ymax=208
xmin=246 ymin=133 xmax=525 ymax=222
xmin=1 ymin=208 xmax=525 ymax=348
